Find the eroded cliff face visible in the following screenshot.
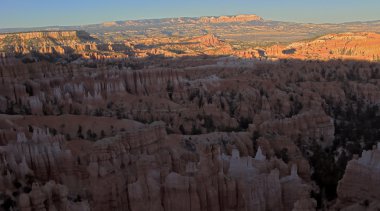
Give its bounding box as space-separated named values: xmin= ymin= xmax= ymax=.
xmin=4 ymin=58 xmax=380 ymax=149
xmin=0 ymin=56 xmax=380 ymax=210
xmin=2 ymin=30 xmax=380 ymax=63
xmin=198 ymin=15 xmax=263 ymax=23
xmin=0 ymin=117 xmax=316 ymax=211
xmin=334 ymin=144 xmax=380 ymax=210
xmin=0 ymin=30 xmax=134 ymax=60
xmin=267 ymin=32 xmax=380 ymax=61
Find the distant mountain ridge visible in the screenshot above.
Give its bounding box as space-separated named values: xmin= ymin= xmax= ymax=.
xmin=1 ymin=14 xmax=380 ymax=48
xmin=96 ymin=14 xmax=263 ymax=27
xmin=0 ymin=14 xmax=265 ymax=33
xmin=1 ymin=14 xmax=380 ymax=35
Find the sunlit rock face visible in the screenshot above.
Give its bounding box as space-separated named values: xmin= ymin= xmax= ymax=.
xmin=198 ymin=14 xmax=263 ymax=23
xmin=267 ymin=32 xmax=380 ymax=61
xmin=2 ymin=29 xmax=380 ymax=62
xmin=0 ymin=30 xmax=135 ymax=61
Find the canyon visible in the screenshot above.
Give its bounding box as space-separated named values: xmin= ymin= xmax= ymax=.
xmin=2 ymin=30 xmax=380 ymax=63
xmin=0 ymin=14 xmax=380 ymax=211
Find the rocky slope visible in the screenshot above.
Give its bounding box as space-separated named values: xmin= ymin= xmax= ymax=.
xmin=3 ymin=25 xmax=380 ymax=64
xmin=0 ymin=114 xmax=315 ymax=211
xmin=188 ymin=34 xmax=224 ymax=47
xmin=0 ymin=30 xmax=133 ymax=60
xmin=0 ymin=55 xmax=380 ymax=209
xmin=335 ymin=144 xmax=380 ymax=210
xmin=1 ymin=11 xmax=380 ymax=211
xmin=3 ymin=30 xmax=380 ymax=63
xmin=267 ymin=32 xmax=380 ymax=61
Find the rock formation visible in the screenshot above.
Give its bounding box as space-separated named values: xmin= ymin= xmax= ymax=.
xmin=335 ymin=143 xmax=380 ymax=210
xmin=2 ymin=29 xmax=380 ymax=62
xmin=198 ymin=14 xmax=263 ymax=23
xmin=1 ymin=29 xmax=380 ymax=210
xmin=0 ymin=113 xmax=318 ymax=211
xmin=0 ymin=30 xmax=133 ymax=61
xmin=267 ymin=32 xmax=380 ymax=61
xmin=189 ymin=34 xmax=223 ymax=47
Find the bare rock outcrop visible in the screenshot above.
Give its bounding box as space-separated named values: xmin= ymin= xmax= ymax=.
xmin=267 ymin=32 xmax=380 ymax=61
xmin=335 ymin=143 xmax=380 ymax=210
xmin=0 ymin=119 xmax=315 ymax=211
xmin=198 ymin=15 xmax=263 ymax=23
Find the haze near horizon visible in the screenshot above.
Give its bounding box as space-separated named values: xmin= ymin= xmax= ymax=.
xmin=1 ymin=0 xmax=380 ymax=28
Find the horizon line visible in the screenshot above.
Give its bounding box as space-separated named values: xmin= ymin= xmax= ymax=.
xmin=1 ymin=13 xmax=380 ymax=31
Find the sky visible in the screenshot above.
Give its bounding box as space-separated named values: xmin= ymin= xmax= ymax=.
xmin=1 ymin=0 xmax=380 ymax=28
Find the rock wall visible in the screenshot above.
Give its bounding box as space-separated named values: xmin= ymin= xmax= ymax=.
xmin=335 ymin=143 xmax=380 ymax=210
xmin=0 ymin=120 xmax=315 ymax=211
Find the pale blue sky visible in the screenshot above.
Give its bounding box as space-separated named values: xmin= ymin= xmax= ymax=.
xmin=0 ymin=0 xmax=379 ymax=28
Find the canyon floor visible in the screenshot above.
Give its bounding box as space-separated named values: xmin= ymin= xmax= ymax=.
xmin=0 ymin=15 xmax=380 ymax=211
